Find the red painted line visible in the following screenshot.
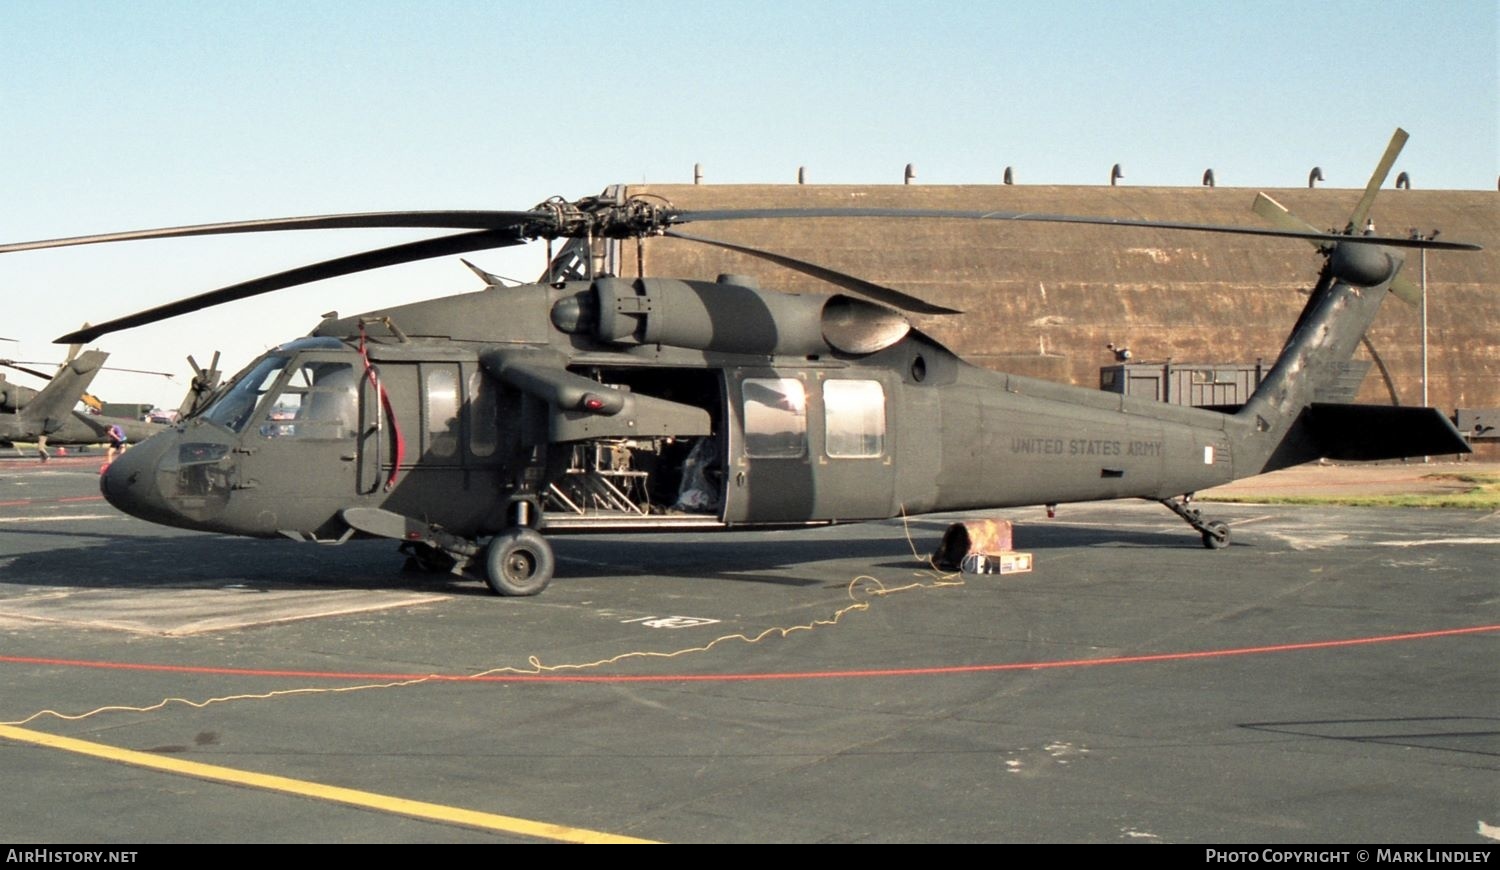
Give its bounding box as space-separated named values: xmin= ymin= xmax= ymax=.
xmin=0 ymin=495 xmax=104 ymax=507
xmin=2 ymin=624 xmax=1495 ymax=684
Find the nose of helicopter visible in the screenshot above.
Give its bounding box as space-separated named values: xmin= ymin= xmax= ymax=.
xmin=99 ymin=433 xmax=179 ymax=525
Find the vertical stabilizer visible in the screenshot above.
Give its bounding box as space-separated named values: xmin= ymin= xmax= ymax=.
xmin=1235 ymin=267 xmax=1395 ymax=473
xmin=21 ymin=350 xmax=108 ymax=435
xmin=1232 ymin=128 xmax=1472 ymax=473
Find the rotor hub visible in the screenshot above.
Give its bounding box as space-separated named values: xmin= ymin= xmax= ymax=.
xmin=527 ymin=195 xmax=673 ymax=240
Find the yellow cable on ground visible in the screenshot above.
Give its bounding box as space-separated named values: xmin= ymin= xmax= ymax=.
xmin=5 ymin=513 xmax=980 ymax=727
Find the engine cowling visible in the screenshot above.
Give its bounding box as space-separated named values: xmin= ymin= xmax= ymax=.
xmin=555 ymin=276 xmax=910 ymax=356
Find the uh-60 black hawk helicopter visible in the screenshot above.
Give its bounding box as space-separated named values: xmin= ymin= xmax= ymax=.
xmin=0 ymin=129 xmax=1477 ymax=596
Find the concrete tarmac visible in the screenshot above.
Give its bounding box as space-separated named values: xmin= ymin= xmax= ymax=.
xmin=1 ymin=456 xmax=1496 ymax=843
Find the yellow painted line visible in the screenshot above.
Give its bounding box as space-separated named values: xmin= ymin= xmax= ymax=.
xmin=0 ymin=724 xmax=658 ymax=844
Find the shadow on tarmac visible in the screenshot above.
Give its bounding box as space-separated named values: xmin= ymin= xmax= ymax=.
xmin=0 ymin=512 xmax=1205 ymax=596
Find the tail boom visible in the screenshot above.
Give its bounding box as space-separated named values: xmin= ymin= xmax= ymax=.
xmin=1233 ymin=260 xmax=1468 ymax=473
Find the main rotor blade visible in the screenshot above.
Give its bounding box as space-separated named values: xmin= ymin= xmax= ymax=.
xmin=667 ymin=206 xmax=1478 ymax=252
xmin=1347 ymin=128 xmax=1408 ymax=234
xmin=0 ymin=360 xmax=174 ymax=382
xmin=55 ymin=228 xmax=524 ymax=344
xmin=662 ymin=229 xmax=962 ymax=315
xmin=0 ymin=361 xmax=58 ymax=381
xmin=1 ymin=210 xmax=545 ymax=255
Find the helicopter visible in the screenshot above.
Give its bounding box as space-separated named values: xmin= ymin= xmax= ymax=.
xmin=0 ymin=352 xmax=167 ymax=455
xmin=0 ymin=130 xmax=1478 ymax=596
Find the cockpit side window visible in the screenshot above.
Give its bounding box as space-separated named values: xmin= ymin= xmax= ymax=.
xmin=257 ymin=361 xmax=359 ymax=440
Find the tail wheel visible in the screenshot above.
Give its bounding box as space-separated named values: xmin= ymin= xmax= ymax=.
xmin=484 ymin=527 xmax=555 ymax=596
xmin=1201 ymin=521 xmax=1230 ymax=550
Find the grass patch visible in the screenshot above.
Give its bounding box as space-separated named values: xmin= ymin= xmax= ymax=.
xmin=1205 ymin=472 xmax=1500 ymax=509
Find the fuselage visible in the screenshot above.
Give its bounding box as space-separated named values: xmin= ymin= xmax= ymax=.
xmin=100 ymin=277 xmax=1249 ymax=542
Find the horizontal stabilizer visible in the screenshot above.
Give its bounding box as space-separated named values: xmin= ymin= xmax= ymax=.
xmin=1305 ymin=403 xmax=1471 ymax=461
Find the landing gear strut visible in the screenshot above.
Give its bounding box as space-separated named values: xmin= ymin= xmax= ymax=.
xmin=1158 ymin=494 xmax=1230 ymax=549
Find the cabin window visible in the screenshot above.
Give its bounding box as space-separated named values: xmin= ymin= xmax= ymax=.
xmin=742 ymin=377 xmax=806 ymax=458
xmin=468 ymin=370 xmax=497 ymax=458
xmin=256 ymin=361 xmax=357 ymax=440
xmin=823 ymin=379 xmax=885 ymax=458
xmin=425 ymin=366 xmax=460 ymax=458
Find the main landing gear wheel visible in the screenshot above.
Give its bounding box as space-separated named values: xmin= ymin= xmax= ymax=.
xmin=1201 ymin=520 xmax=1230 ymax=550
xmin=484 ymin=527 xmax=555 ymax=596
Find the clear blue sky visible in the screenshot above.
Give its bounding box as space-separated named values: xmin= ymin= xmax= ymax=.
xmin=2 ymin=0 xmax=1495 ymax=409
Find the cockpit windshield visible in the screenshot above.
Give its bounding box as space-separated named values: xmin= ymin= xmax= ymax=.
xmin=201 ymin=355 xmax=291 ymax=433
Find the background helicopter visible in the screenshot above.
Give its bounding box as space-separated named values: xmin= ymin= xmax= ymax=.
xmin=0 ymin=130 xmax=1477 ymax=596
xmin=0 ymin=352 xmax=169 ymax=456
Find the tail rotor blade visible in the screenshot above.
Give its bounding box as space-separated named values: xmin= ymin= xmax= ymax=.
xmin=180 ymin=350 xmax=225 ymax=419
xmin=1252 ymin=193 xmax=1324 ymax=239
xmin=1347 ymin=127 xmax=1408 ymax=234
xmin=65 ymin=326 xmax=89 ymax=364
xmin=1388 ymin=273 xmax=1422 ymax=305
xmin=1254 ymin=184 xmax=1422 ymax=306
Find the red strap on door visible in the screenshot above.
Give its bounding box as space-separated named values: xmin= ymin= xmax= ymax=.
xmin=358 ymin=326 xmax=405 ymax=491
